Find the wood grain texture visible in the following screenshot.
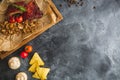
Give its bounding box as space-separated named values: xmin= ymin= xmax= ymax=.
xmin=0 ymin=0 xmax=63 ymax=59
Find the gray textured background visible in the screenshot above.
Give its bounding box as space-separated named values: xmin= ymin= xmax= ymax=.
xmin=0 ymin=0 xmax=120 ymax=80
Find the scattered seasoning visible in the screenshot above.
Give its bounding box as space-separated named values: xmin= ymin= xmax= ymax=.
xmin=60 ymin=0 xmax=84 ymax=7
xmin=59 ymin=4 xmax=62 ymax=7
xmin=68 ymin=4 xmax=71 ymax=7
xmin=93 ymin=6 xmax=96 ymax=9
xmin=80 ymin=1 xmax=84 ymax=6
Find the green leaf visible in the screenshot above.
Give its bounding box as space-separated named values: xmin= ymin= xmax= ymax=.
xmin=12 ymin=4 xmax=26 ymax=12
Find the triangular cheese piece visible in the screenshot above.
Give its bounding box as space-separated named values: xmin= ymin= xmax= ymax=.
xmin=41 ymin=68 xmax=50 ymax=80
xmin=36 ymin=67 xmax=44 ymax=78
xmin=29 ymin=52 xmax=44 ymax=66
xmin=28 ymin=62 xmax=39 ymax=73
xmin=32 ymin=71 xmax=40 ymax=79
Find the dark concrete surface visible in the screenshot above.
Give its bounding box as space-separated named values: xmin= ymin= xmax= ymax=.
xmin=0 ymin=0 xmax=120 ymax=80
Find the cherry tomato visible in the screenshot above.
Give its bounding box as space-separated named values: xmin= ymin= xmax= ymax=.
xmin=20 ymin=51 xmax=28 ymax=58
xmin=15 ymin=15 xmax=23 ymax=23
xmin=9 ymin=16 xmax=16 ymax=23
xmin=25 ymin=45 xmax=33 ymax=53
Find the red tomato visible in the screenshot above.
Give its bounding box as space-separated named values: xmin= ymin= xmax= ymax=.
xmin=9 ymin=16 xmax=16 ymax=23
xmin=20 ymin=51 xmax=28 ymax=58
xmin=25 ymin=45 xmax=33 ymax=53
xmin=15 ymin=15 xmax=23 ymax=23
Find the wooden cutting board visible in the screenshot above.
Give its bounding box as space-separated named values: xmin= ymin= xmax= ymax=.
xmin=0 ymin=0 xmax=63 ymax=59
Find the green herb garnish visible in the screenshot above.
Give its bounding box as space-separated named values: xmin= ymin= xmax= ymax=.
xmin=12 ymin=4 xmax=26 ymax=12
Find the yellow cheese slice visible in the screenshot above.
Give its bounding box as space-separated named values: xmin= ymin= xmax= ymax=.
xmin=29 ymin=52 xmax=50 ymax=80
xmin=28 ymin=62 xmax=39 ymax=73
xmin=36 ymin=67 xmax=50 ymax=79
xmin=32 ymin=71 xmax=40 ymax=79
xmin=29 ymin=52 xmax=44 ymax=66
xmin=36 ymin=67 xmax=44 ymax=78
xmin=41 ymin=68 xmax=50 ymax=80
